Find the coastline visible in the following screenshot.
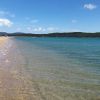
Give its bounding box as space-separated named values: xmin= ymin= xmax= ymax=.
xmin=0 ymin=32 xmax=100 ymax=38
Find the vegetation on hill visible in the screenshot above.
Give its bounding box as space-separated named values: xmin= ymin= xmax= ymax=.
xmin=0 ymin=32 xmax=100 ymax=37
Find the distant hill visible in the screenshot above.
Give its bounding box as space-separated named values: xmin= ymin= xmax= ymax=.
xmin=0 ymin=32 xmax=8 ymax=36
xmin=0 ymin=32 xmax=100 ymax=37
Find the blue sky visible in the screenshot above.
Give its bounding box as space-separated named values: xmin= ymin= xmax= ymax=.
xmin=0 ymin=0 xmax=99 ymax=33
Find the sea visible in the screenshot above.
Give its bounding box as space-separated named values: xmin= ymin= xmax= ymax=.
xmin=0 ymin=37 xmax=100 ymax=100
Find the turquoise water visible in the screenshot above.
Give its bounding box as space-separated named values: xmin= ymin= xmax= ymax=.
xmin=0 ymin=37 xmax=100 ymax=100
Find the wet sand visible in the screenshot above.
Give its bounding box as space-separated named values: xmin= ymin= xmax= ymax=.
xmin=0 ymin=37 xmax=44 ymax=100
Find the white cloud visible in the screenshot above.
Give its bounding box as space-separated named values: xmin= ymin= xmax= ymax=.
xmin=26 ymin=26 xmax=58 ymax=32
xmin=47 ymin=27 xmax=58 ymax=31
xmin=33 ymin=28 xmax=38 ymax=31
xmin=84 ymin=4 xmax=97 ymax=10
xmin=33 ymin=27 xmax=46 ymax=32
xmin=38 ymin=27 xmax=43 ymax=31
xmin=25 ymin=17 xmax=39 ymax=23
xmin=0 ymin=18 xmax=13 ymax=27
xmin=27 ymin=27 xmax=45 ymax=32
xmin=72 ymin=20 xmax=77 ymax=23
xmin=0 ymin=11 xmax=15 ymax=18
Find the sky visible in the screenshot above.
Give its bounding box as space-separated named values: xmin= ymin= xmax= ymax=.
xmin=0 ymin=0 xmax=100 ymax=33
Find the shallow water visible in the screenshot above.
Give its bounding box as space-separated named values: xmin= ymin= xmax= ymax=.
xmin=0 ymin=37 xmax=100 ymax=100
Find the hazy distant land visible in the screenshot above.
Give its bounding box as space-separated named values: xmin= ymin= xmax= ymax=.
xmin=0 ymin=32 xmax=100 ymax=37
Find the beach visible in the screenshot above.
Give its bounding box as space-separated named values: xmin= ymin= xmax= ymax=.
xmin=0 ymin=37 xmax=100 ymax=100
